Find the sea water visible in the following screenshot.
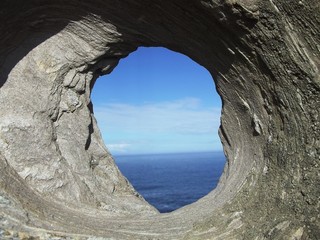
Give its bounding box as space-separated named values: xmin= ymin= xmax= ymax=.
xmin=114 ymin=151 xmax=225 ymax=213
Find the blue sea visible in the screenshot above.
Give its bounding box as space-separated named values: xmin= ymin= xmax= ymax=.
xmin=114 ymin=151 xmax=225 ymax=213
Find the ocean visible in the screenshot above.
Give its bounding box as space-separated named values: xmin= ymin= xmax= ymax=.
xmin=114 ymin=151 xmax=226 ymax=213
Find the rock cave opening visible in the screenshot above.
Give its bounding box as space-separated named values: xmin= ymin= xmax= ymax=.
xmin=1 ymin=1 xmax=318 ymax=238
xmin=91 ymin=46 xmax=226 ymax=213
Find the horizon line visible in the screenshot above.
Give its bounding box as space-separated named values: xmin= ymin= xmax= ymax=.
xmin=111 ymin=149 xmax=224 ymax=157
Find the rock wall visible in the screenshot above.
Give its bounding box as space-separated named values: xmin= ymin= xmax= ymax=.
xmin=0 ymin=0 xmax=319 ymax=239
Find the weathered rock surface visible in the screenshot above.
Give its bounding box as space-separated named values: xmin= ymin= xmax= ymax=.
xmin=0 ymin=0 xmax=319 ymax=239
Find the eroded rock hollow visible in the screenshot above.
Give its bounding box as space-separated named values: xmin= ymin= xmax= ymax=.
xmin=0 ymin=0 xmax=319 ymax=239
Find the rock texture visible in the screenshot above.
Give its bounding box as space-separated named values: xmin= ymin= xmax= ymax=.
xmin=0 ymin=0 xmax=319 ymax=239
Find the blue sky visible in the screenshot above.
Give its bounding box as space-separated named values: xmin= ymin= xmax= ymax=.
xmin=91 ymin=47 xmax=222 ymax=155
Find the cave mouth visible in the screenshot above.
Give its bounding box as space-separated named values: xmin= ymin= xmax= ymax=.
xmin=91 ymin=46 xmax=225 ymax=213
xmin=1 ymin=1 xmax=317 ymax=238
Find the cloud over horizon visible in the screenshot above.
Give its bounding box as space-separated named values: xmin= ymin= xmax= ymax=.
xmin=93 ymin=97 xmax=222 ymax=154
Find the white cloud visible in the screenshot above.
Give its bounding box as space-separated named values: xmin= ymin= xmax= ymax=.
xmin=93 ymin=97 xmax=222 ymax=153
xmin=107 ymin=143 xmax=131 ymax=153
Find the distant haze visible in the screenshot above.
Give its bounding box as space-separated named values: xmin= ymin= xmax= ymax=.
xmin=91 ymin=47 xmax=222 ymax=155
